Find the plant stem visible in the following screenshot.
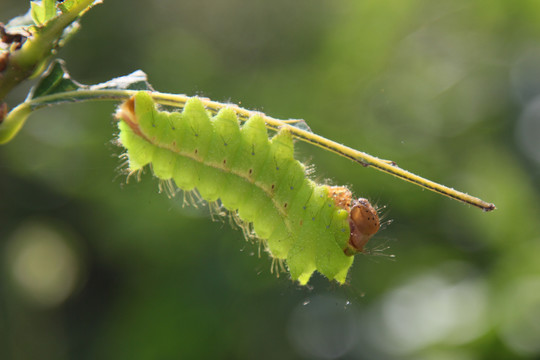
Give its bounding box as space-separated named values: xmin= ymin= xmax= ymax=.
xmin=6 ymin=88 xmax=496 ymax=211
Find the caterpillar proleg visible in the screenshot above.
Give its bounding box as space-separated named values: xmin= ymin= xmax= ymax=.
xmin=115 ymin=92 xmax=380 ymax=285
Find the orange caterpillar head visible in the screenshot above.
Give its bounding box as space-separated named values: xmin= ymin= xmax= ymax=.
xmin=346 ymin=198 xmax=380 ymax=255
xmin=326 ymin=186 xmax=381 ymax=255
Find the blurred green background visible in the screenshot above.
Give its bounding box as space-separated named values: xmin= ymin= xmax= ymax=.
xmin=1 ymin=0 xmax=540 ymax=359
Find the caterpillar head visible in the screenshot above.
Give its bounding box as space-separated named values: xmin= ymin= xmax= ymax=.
xmin=326 ymin=186 xmax=381 ymax=255
xmin=346 ymin=198 xmax=380 ymax=254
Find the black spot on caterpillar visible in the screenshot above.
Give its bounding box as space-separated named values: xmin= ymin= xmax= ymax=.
xmin=115 ymin=92 xmax=380 ymax=285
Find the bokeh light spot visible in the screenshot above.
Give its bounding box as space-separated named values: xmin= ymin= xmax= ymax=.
xmin=5 ymin=220 xmax=84 ymax=308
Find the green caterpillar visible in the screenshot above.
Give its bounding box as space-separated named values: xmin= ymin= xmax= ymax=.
xmin=115 ymin=92 xmax=380 ymax=285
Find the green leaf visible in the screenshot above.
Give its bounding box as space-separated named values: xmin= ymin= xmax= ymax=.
xmin=44 ymin=0 xmax=58 ymax=22
xmin=59 ymin=0 xmax=83 ymax=13
xmin=30 ymin=2 xmax=45 ymax=25
xmin=30 ymin=0 xmax=58 ymax=26
xmin=29 ymin=59 xmax=81 ymax=99
xmin=28 ymin=59 xmax=151 ymax=102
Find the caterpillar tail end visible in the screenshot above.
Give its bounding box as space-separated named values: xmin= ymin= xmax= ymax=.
xmin=115 ymin=95 xmax=146 ymax=139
